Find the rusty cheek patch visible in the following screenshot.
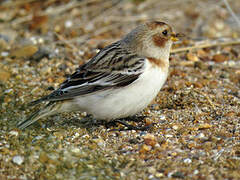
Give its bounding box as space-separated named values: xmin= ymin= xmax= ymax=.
xmin=148 ymin=57 xmax=168 ymax=70
xmin=152 ymin=34 xmax=168 ymax=48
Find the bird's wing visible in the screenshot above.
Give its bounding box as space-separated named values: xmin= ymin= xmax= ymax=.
xmin=29 ymin=42 xmax=145 ymax=105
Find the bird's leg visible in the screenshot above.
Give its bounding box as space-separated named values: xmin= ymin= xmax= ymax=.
xmin=124 ymin=115 xmax=147 ymax=122
xmin=107 ymin=117 xmax=155 ymax=131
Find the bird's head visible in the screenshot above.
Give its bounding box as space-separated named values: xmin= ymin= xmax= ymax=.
xmin=122 ymin=21 xmax=178 ymax=60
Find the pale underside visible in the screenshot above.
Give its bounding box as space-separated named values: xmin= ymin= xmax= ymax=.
xmin=59 ymin=60 xmax=168 ymax=120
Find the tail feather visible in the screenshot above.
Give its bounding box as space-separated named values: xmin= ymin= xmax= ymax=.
xmin=17 ymin=102 xmax=59 ymax=129
xmin=28 ymin=96 xmax=49 ymax=106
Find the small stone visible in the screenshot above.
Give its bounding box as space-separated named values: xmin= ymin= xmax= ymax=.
xmin=212 ymin=54 xmax=228 ymax=63
xmin=235 ymin=70 xmax=240 ymax=75
xmin=172 ymin=125 xmax=179 ymax=130
xmin=31 ymin=47 xmax=50 ymax=61
xmin=11 ymin=45 xmax=38 ymax=58
xmin=159 ymin=115 xmax=166 ymax=120
xmin=194 ymin=170 xmax=199 ymax=174
xmin=78 ymin=50 xmax=85 ymax=56
xmin=139 ymin=144 xmax=151 ymax=154
xmin=155 ymin=172 xmax=164 ymax=178
xmin=148 ymin=167 xmax=156 ymax=174
xmin=65 ymin=20 xmax=73 ymax=28
xmin=196 ymin=133 xmax=205 ymax=139
xmin=171 ymin=171 xmax=185 ymax=178
xmin=9 ymin=130 xmax=18 ymax=136
xmin=143 ymin=133 xmax=157 ymax=147
xmin=12 ymin=155 xmax=24 ymax=165
xmin=197 ymin=49 xmax=208 ymax=59
xmin=183 ymin=158 xmax=192 ymax=164
xmin=93 ymin=138 xmax=105 ymax=147
xmin=0 ymin=39 xmax=8 ymax=50
xmin=187 ymin=52 xmax=199 ymax=62
xmin=1 ymin=51 xmax=9 ymax=57
xmin=0 ymin=69 xmax=10 ymax=83
xmin=71 ymin=147 xmax=80 ymax=154
xmin=144 ymin=118 xmax=153 ymax=126
xmin=194 ymin=61 xmax=206 ymax=69
xmin=4 ymin=89 xmax=13 ymax=95
xmin=198 ymin=123 xmax=212 ymax=130
xmin=165 ymin=134 xmax=173 ymax=138
xmin=39 ymin=152 xmax=49 ymax=163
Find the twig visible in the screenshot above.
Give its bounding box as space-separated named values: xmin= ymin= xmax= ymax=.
xmin=222 ymin=0 xmax=240 ymax=28
xmin=45 ymin=0 xmax=99 ymax=16
xmin=171 ymin=39 xmax=240 ymax=53
xmin=88 ymin=0 xmax=122 ymax=24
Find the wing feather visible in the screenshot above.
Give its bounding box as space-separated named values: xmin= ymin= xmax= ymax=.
xmin=29 ymin=42 xmax=145 ymax=105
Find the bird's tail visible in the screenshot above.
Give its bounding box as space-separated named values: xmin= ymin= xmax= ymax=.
xmin=17 ymin=102 xmax=61 ymax=130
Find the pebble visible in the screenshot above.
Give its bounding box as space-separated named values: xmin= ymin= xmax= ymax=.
xmin=4 ymin=89 xmax=13 ymax=95
xmin=0 ymin=69 xmax=10 ymax=83
xmin=159 ymin=115 xmax=166 ymax=120
xmin=9 ymin=131 xmax=18 ymax=136
xmin=194 ymin=170 xmax=199 ymax=174
xmin=139 ymin=144 xmax=152 ymax=153
xmin=143 ymin=133 xmax=157 ymax=147
xmin=1 ymin=51 xmax=9 ymax=57
xmin=183 ymin=158 xmax=192 ymax=164
xmin=10 ymin=45 xmax=38 ymax=58
xmin=212 ymin=54 xmax=228 ymax=63
xmin=187 ymin=52 xmax=199 ymax=62
xmin=155 ymin=172 xmax=164 ymax=178
xmin=196 ymin=133 xmax=205 ymax=139
xmin=198 ymin=123 xmax=212 ymax=130
xmin=65 ymin=20 xmax=73 ymax=28
xmin=71 ymin=147 xmax=80 ymax=154
xmin=165 ymin=134 xmax=173 ymax=138
xmin=93 ymin=138 xmax=105 ymax=147
xmin=12 ymin=155 xmax=24 ymax=165
xmin=148 ymin=167 xmax=156 ymax=174
xmin=172 ymin=125 xmax=179 ymax=130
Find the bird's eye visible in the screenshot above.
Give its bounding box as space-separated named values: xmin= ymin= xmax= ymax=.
xmin=162 ymin=30 xmax=168 ymax=36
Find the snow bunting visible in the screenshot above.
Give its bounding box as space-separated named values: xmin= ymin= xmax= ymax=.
xmin=17 ymin=21 xmax=178 ymax=129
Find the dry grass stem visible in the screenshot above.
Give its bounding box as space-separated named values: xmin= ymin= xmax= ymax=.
xmin=222 ymin=0 xmax=240 ymax=27
xmin=171 ymin=39 xmax=240 ymax=53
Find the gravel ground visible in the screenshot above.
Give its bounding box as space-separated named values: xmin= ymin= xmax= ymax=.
xmin=0 ymin=0 xmax=240 ymax=179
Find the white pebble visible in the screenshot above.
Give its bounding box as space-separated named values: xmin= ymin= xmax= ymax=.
xmin=194 ymin=169 xmax=199 ymax=174
xmin=159 ymin=115 xmax=166 ymax=120
xmin=30 ymin=37 xmax=38 ymax=44
xmin=196 ymin=133 xmax=205 ymax=139
xmin=65 ymin=20 xmax=73 ymax=28
xmin=1 ymin=51 xmax=9 ymax=57
xmin=183 ymin=158 xmax=192 ymax=164
xmin=9 ymin=130 xmax=18 ymax=136
xmin=38 ymin=38 xmax=44 ymax=44
xmin=12 ymin=155 xmax=24 ymax=165
xmin=172 ymin=125 xmax=179 ymax=130
xmin=78 ymin=50 xmax=85 ymax=56
xmin=165 ymin=134 xmax=173 ymax=138
xmin=71 ymin=147 xmax=80 ymax=154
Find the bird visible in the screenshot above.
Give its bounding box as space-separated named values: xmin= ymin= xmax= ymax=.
xmin=17 ymin=21 xmax=179 ymax=130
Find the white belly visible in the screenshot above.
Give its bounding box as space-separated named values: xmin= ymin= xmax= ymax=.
xmin=65 ymin=61 xmax=168 ymax=121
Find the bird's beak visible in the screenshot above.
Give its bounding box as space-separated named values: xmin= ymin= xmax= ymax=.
xmin=170 ymin=33 xmax=179 ymax=42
